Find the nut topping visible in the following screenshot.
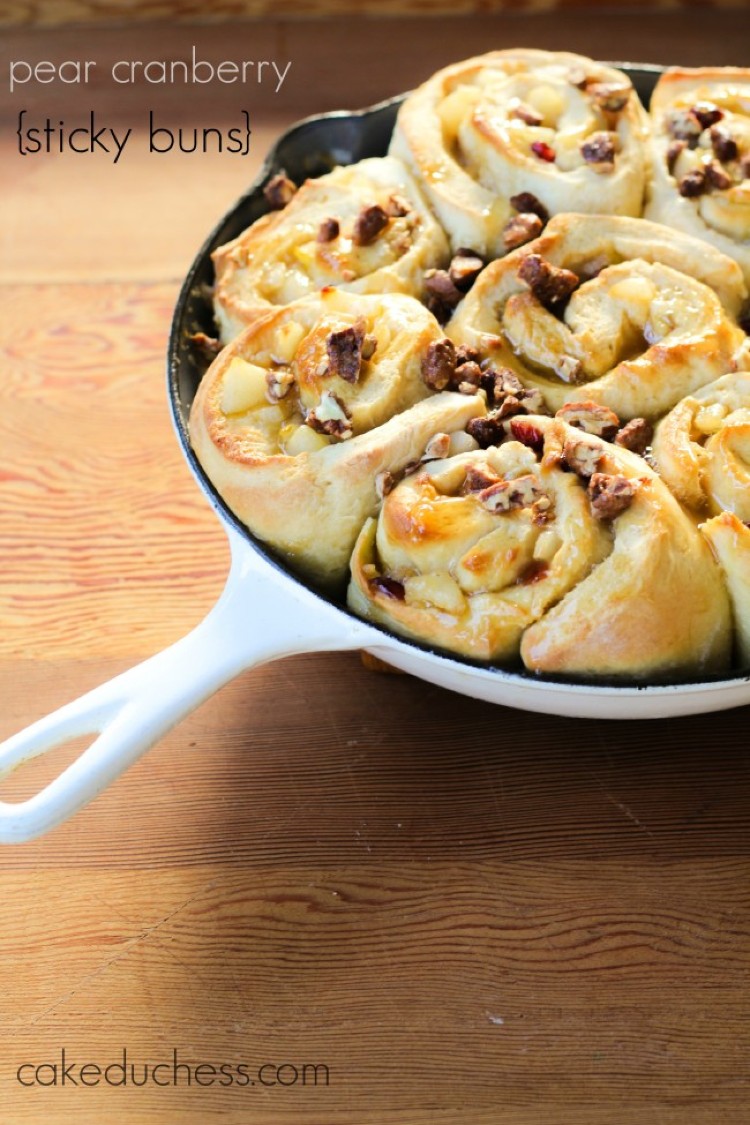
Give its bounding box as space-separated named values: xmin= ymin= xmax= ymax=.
xmin=588 ymin=82 xmax=630 ymax=114
xmin=461 ymin=465 xmax=502 ymax=494
xmin=509 ymin=100 xmax=544 ymax=126
xmin=705 ymin=161 xmax=732 ymax=191
xmin=666 ymin=108 xmax=703 ymax=146
xmin=503 ymin=212 xmax=544 ymax=251
xmin=692 ymin=101 xmax=724 ymax=129
xmin=326 ymin=319 xmax=366 ymax=383
xmin=555 ymin=401 xmax=620 ymax=440
xmin=466 ymin=411 xmax=507 ymax=449
xmin=614 ymin=417 xmax=653 ymax=455
xmin=510 ymin=192 xmax=549 ymax=223
xmin=263 ymin=172 xmax=297 ymax=210
xmin=588 ymin=473 xmax=636 ymax=519
xmin=424 ymin=268 xmax=463 ymax=317
xmin=561 ymin=438 xmax=603 ymax=479
xmin=518 ymin=254 xmax=579 ymax=309
xmin=580 ymin=131 xmax=617 ymax=172
xmin=422 ymin=432 xmax=452 ymax=461
xmin=352 ymin=203 xmax=389 ymax=246
xmin=265 ymin=367 xmax=295 ymax=402
xmin=710 ymin=124 xmax=738 ymax=163
xmin=421 ymin=338 xmax=456 ymax=391
xmin=306 ymin=391 xmax=353 ymax=439
xmin=317 ymin=217 xmax=340 ymax=242
xmin=385 ymin=194 xmax=411 ymax=218
xmin=479 ymin=474 xmax=546 ymax=513
xmin=678 ymin=168 xmax=707 ymax=198
xmin=448 ymin=249 xmax=485 ymax=291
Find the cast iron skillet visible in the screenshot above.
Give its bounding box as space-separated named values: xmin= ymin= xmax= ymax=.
xmin=1 ymin=65 xmax=748 ymax=844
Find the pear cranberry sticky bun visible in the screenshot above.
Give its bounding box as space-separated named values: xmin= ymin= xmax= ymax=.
xmin=189 ymin=289 xmax=484 ymax=587
xmin=646 ymin=69 xmax=750 ymax=285
xmin=348 ymin=415 xmax=732 ymax=678
xmin=448 ymin=214 xmax=748 ymax=421
xmin=212 ymin=156 xmax=449 ymax=341
xmin=653 ymin=371 xmax=750 ymax=663
xmin=390 ymin=49 xmax=649 ymax=258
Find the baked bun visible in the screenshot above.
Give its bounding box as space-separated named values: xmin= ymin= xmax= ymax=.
xmin=390 ymin=49 xmax=649 ymax=257
xmin=348 ymin=415 xmax=731 ymax=677
xmin=645 ymin=68 xmax=750 ymax=284
xmin=212 ymin=156 xmax=449 ymax=341
xmin=448 ymin=214 xmax=748 ymax=420
xmin=189 ymin=288 xmax=484 ymax=586
xmin=653 ymin=371 xmax=750 ymax=664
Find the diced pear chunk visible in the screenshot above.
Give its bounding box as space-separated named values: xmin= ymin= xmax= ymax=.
xmin=272 ymin=319 xmax=306 ymax=364
xmin=220 ymin=357 xmax=269 ymax=415
xmin=283 ymin=423 xmax=331 ymax=455
xmin=404 ymin=571 xmax=467 ymax=615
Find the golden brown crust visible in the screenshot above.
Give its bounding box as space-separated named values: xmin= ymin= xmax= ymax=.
xmin=390 ymin=49 xmax=650 ymax=256
xmin=701 ymin=512 xmax=750 ymax=665
xmin=448 ymin=214 xmax=747 ymax=420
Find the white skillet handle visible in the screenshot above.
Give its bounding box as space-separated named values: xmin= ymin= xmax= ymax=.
xmin=0 ymin=529 xmax=375 ymax=843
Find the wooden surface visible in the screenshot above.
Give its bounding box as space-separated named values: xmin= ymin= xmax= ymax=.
xmin=2 ymin=14 xmax=750 ymax=1124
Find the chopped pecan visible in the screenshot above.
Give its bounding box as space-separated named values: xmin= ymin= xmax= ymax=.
xmin=531 ymin=141 xmax=556 ymax=163
xmin=508 ymin=417 xmax=544 ymax=454
xmin=509 ymin=100 xmax=543 ymax=126
xmin=370 ymin=576 xmax=405 ymax=601
xmin=692 ymin=101 xmax=724 ymax=129
xmin=456 ymin=360 xmax=482 ymax=388
xmin=510 ymin=191 xmax=549 ymax=223
xmin=317 ymin=217 xmax=340 ymax=242
xmin=479 ymin=474 xmax=547 ymax=513
xmin=385 ymin=194 xmax=411 ymax=218
xmin=421 ymin=338 xmax=456 ymax=391
xmin=556 ymin=401 xmax=620 ymax=441
xmin=361 ymin=333 xmax=378 ymax=360
xmin=614 ymin=417 xmax=653 ymax=455
xmin=710 ymin=124 xmax=738 ymax=163
xmin=263 ymin=172 xmax=297 ymax=210
xmin=449 ymin=249 xmax=485 ymax=291
xmin=503 ymin=212 xmax=544 ymax=251
xmin=461 ymin=465 xmax=501 ymax=494
xmin=567 ymin=66 xmax=589 ymax=89
xmin=306 ymin=391 xmax=353 ymax=439
xmin=422 ymin=432 xmax=452 ymax=460
xmin=352 ymin=203 xmax=389 ymax=246
xmin=455 ymin=343 xmax=480 ymax=366
xmin=678 ymin=168 xmax=707 ymax=198
xmin=326 ymin=319 xmax=365 ymax=383
xmin=705 ymin=161 xmax=732 ymax=191
xmin=555 ymin=355 xmax=585 ymax=384
xmin=265 ymin=367 xmax=295 ymax=402
xmin=375 ymin=471 xmax=395 ymax=499
xmin=519 ymin=253 xmax=579 ymax=309
xmin=466 ymin=411 xmax=507 ymax=449
xmin=588 ymin=82 xmax=630 ymax=113
xmin=666 ymin=139 xmax=686 ymax=174
xmin=666 ymin=108 xmax=703 ymax=146
xmin=424 ymin=268 xmax=463 ymax=310
xmin=588 ymin=472 xmax=636 ymax=519
xmin=580 ymin=131 xmax=616 ymax=172
xmin=562 ymin=437 xmax=603 ymax=479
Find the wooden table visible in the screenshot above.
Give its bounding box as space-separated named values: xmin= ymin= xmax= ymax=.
xmin=1 ymin=14 xmax=749 ymax=1123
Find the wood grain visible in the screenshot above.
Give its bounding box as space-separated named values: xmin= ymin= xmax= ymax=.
xmin=2 ymin=15 xmax=750 ymax=1125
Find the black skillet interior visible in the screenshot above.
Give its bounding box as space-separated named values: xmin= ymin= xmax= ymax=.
xmin=167 ymin=64 xmax=749 ymax=689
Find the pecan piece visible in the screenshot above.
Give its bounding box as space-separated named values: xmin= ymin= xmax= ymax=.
xmin=449 ymin=249 xmax=485 ymax=291
xmin=264 ymin=172 xmax=297 ymax=210
xmin=503 ymin=212 xmax=544 ymax=251
xmin=531 ymin=141 xmax=556 ymax=163
xmin=306 ymin=391 xmax=353 ymax=439
xmin=466 ymin=411 xmax=507 ymax=449
xmin=455 ymin=343 xmax=480 ymax=366
xmin=422 ymin=432 xmax=452 ymax=461
xmin=479 ymin=474 xmax=547 ymax=513
xmin=678 ymin=168 xmax=707 ymax=198
xmin=588 ymin=473 xmax=636 ymax=519
xmin=614 ymin=417 xmax=653 ymax=455
xmin=666 ymin=108 xmax=702 ymax=146
xmin=562 ymin=437 xmax=603 ymax=479
xmin=510 ymin=192 xmax=549 ymax=223
xmin=509 ymin=100 xmax=543 ymax=126
xmin=265 ymin=367 xmax=295 ymax=402
xmin=588 ymin=82 xmax=630 ymax=113
xmin=421 ymin=338 xmax=456 ymax=391
xmin=461 ymin=465 xmax=501 ymax=494
xmin=519 ymin=254 xmax=579 ymax=309
xmin=705 ymin=161 xmax=732 ymax=191
xmin=385 ymin=194 xmax=411 ymax=218
xmin=556 ymin=401 xmax=620 ymax=441
xmin=580 ymin=131 xmax=616 ymax=172
xmin=326 ymin=319 xmax=365 ymax=383
xmin=424 ymin=268 xmax=463 ymax=311
xmin=317 ymin=217 xmax=340 ymax=242
xmin=710 ymin=124 xmax=738 ymax=163
xmin=692 ymin=101 xmax=724 ymax=129
xmin=456 ymin=360 xmax=482 ymax=389
xmin=352 ymin=203 xmax=389 ymax=246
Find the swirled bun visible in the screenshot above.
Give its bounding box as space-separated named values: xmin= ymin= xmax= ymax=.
xmin=212 ymin=156 xmax=449 ymax=341
xmin=390 ymin=49 xmax=649 ymax=257
xmin=348 ymin=415 xmax=731 ymax=677
xmin=645 ymin=68 xmax=750 ymax=284
xmin=448 ymin=214 xmax=747 ymax=420
xmin=189 ymin=288 xmax=484 ymax=586
xmin=701 ymin=513 xmax=750 ymax=665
